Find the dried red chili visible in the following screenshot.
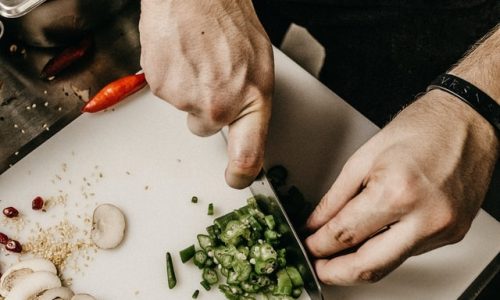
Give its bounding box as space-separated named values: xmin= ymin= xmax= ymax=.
xmin=40 ymin=35 xmax=94 ymax=80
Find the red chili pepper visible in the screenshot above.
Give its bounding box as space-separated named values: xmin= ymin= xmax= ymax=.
xmin=40 ymin=35 xmax=94 ymax=80
xmin=81 ymin=73 xmax=147 ymax=113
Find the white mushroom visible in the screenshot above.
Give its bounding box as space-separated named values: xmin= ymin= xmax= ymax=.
xmin=70 ymin=294 xmax=96 ymax=300
xmin=0 ymin=259 xmax=57 ymax=297
xmin=35 ymin=287 xmax=74 ymax=300
xmin=6 ymin=271 xmax=61 ymax=300
xmin=91 ymin=203 xmax=126 ymax=249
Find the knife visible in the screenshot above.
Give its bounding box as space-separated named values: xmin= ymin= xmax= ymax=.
xmin=219 ymin=130 xmax=323 ymax=300
xmin=250 ymin=171 xmax=324 ymax=300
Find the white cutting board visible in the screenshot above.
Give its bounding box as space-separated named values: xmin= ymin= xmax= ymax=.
xmin=0 ymin=49 xmax=498 ymax=300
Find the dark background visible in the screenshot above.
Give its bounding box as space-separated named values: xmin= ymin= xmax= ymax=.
xmin=253 ymin=1 xmax=499 ymax=299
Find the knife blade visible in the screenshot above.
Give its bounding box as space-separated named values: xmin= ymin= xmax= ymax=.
xmin=250 ymin=171 xmax=324 ymax=300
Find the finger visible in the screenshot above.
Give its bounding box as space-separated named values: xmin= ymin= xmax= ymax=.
xmin=306 ymin=188 xmax=401 ymax=257
xmin=225 ymin=96 xmax=271 ymax=189
xmin=314 ymin=220 xmax=417 ymax=285
xmin=306 ymin=156 xmax=369 ymax=231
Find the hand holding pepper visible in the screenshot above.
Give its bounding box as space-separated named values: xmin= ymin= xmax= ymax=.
xmin=139 ymin=0 xmax=274 ymax=189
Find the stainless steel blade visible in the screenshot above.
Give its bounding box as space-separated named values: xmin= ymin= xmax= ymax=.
xmin=250 ymin=171 xmax=324 ymax=300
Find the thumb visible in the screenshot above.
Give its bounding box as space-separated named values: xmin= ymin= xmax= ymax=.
xmin=225 ymin=95 xmax=271 ymax=189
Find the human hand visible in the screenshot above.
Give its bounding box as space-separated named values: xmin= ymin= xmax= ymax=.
xmin=305 ymin=90 xmax=499 ymax=285
xmin=139 ymin=0 xmax=274 ymax=189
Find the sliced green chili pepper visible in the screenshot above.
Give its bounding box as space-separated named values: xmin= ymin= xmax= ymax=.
xmin=188 ymin=196 xmax=307 ymax=300
xmin=208 ymin=203 xmax=214 ymax=215
xmin=227 ymin=271 xmax=240 ymax=285
xmin=193 ymin=250 xmax=208 ymax=268
xmin=202 ymin=267 xmax=219 ymax=285
xmin=192 ymin=289 xmax=200 ymax=299
xmin=274 ymin=269 xmax=293 ymax=296
xmin=200 ymin=280 xmax=211 ymax=291
xmin=206 ymin=225 xmax=220 ymax=239
xmin=264 ymin=229 xmax=280 ymax=244
xmin=233 ymin=259 xmax=252 ymax=282
xmin=277 ymin=248 xmax=287 ymax=268
xmin=265 ymin=215 xmax=276 ymax=230
xmin=197 ymin=234 xmax=214 ymax=250
xmin=180 ymin=244 xmax=196 ymax=263
xmin=240 ymin=281 xmax=260 ymax=293
xmin=166 ymin=252 xmax=177 ymax=289
xmin=204 ymin=257 xmax=214 ymax=268
xmin=285 ymin=266 xmax=304 ymax=287
xmin=292 ymin=287 xmax=302 ymax=298
xmin=219 ymin=284 xmax=240 ymax=300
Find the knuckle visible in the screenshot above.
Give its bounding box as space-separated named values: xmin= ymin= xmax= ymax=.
xmin=382 ymin=173 xmax=420 ymax=210
xmin=327 ymin=222 xmax=357 ymax=247
xmin=356 ymin=268 xmax=387 ymax=284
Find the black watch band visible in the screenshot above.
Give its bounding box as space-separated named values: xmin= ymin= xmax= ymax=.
xmin=427 ymin=73 xmax=500 ymax=133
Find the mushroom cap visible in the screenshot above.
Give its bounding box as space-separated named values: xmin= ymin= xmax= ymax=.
xmin=71 ymin=294 xmax=96 ymax=300
xmin=5 ymin=271 xmax=61 ymax=300
xmin=0 ymin=259 xmax=57 ymax=297
xmin=91 ymin=203 xmax=126 ymax=249
xmin=35 ymin=287 xmax=74 ymax=300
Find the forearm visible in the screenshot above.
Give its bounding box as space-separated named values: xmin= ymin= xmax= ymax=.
xmin=450 ymin=25 xmax=500 ymax=104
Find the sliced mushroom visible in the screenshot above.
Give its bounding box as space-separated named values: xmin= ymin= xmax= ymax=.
xmin=35 ymin=287 xmax=74 ymax=300
xmin=5 ymin=271 xmax=61 ymax=300
xmin=0 ymin=259 xmax=57 ymax=297
xmin=70 ymin=294 xmax=96 ymax=300
xmin=91 ymin=203 xmax=126 ymax=249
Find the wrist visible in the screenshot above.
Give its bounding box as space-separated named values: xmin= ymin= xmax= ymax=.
xmin=418 ymin=89 xmax=499 ymax=154
xmin=449 ymin=27 xmax=500 ymax=104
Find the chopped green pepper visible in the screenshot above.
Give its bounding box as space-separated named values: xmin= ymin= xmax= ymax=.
xmin=166 ymin=252 xmax=177 ymax=289
xmin=191 ymin=196 xmax=198 ymax=203
xmin=200 ymin=280 xmax=211 ymax=291
xmin=193 ymin=250 xmax=208 ymax=268
xmin=286 ymin=266 xmax=304 ymax=287
xmin=292 ymin=287 xmax=302 ymax=298
xmin=197 ymin=234 xmax=214 ymax=251
xmin=202 ymin=267 xmax=219 ymax=285
xmin=274 ymin=269 xmax=293 ymax=296
xmin=208 ymin=203 xmax=214 ymax=215
xmin=265 ymin=215 xmax=276 ymax=230
xmin=192 ymin=289 xmax=200 ymax=299
xmin=179 ymin=244 xmax=196 ymax=263
xmin=188 ymin=197 xmax=304 ymax=300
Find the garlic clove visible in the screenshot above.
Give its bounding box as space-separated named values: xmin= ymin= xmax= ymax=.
xmin=91 ymin=203 xmax=126 ymax=249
